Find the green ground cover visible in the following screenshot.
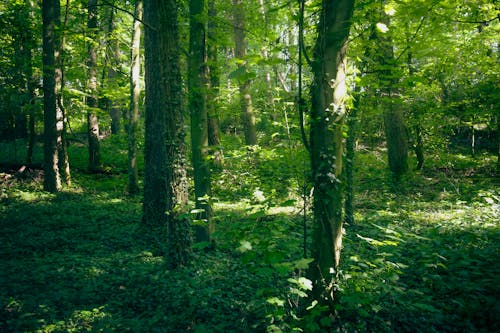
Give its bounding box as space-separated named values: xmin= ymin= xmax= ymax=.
xmin=0 ymin=140 xmax=498 ymax=332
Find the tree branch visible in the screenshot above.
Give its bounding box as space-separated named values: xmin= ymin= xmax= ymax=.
xmin=99 ymin=0 xmax=155 ymax=31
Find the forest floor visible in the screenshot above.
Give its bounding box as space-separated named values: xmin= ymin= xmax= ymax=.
xmin=0 ymin=138 xmax=499 ymax=332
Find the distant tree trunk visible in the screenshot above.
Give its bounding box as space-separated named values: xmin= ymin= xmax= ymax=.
xmin=232 ymin=0 xmax=257 ymax=145
xmin=497 ymin=116 xmax=499 ymax=174
xmin=143 ymin=0 xmax=191 ymax=267
xmin=414 ymin=124 xmax=424 ymax=170
xmin=207 ymin=1 xmax=222 ymax=168
xmin=128 ymin=0 xmax=142 ymax=195
xmin=20 ymin=0 xmax=36 ymax=164
xmin=384 ymin=103 xmax=409 ymax=177
xmin=42 ymin=0 xmax=62 ymax=192
xmin=258 ymin=0 xmax=276 ymax=125
xmin=58 ymin=0 xmax=71 ymax=185
xmin=375 ymin=13 xmax=408 ymax=178
xmin=104 ymin=3 xmax=121 ymax=135
xmin=309 ymin=0 xmax=355 ymax=307
xmin=87 ymin=0 xmax=101 ymax=171
xmin=406 ymin=47 xmax=424 ymax=171
xmin=189 ymin=0 xmax=211 ymax=242
xmin=345 ymin=93 xmax=360 ymax=226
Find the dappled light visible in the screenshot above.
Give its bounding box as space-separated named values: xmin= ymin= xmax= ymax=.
xmin=1 ymin=0 xmax=499 ymax=331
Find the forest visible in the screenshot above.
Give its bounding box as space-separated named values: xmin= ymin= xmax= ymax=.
xmin=0 ymin=0 xmax=498 ymax=332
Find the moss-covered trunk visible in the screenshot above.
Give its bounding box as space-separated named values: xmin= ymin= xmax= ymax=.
xmin=309 ymin=0 xmax=355 ymax=306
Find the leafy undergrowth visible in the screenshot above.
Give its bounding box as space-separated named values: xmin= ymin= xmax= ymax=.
xmin=0 ymin=148 xmax=499 ymax=332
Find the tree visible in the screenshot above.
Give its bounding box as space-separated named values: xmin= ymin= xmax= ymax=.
xmin=206 ymin=1 xmax=222 ymax=167
xmin=374 ymin=9 xmax=408 ymax=178
xmin=103 ymin=1 xmax=122 ymax=135
xmin=87 ymin=0 xmax=101 ymax=171
xmin=42 ymin=0 xmax=62 ymax=192
xmin=143 ymin=0 xmax=190 ymax=267
xmin=232 ymin=0 xmax=257 ymax=146
xmin=188 ymin=0 xmax=212 ymax=242
xmin=127 ymin=0 xmax=142 ymax=195
xmin=308 ymin=0 xmax=355 ymax=306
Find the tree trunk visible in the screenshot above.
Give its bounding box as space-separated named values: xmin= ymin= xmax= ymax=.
xmin=105 ymin=3 xmax=121 ymax=135
xmin=128 ymin=0 xmax=142 ymax=195
xmin=232 ymin=0 xmax=257 ymax=146
xmin=58 ymin=0 xmax=71 ymax=186
xmin=143 ymin=0 xmax=168 ymax=230
xmin=189 ymin=0 xmax=211 ymax=243
xmin=20 ymin=0 xmax=36 ymax=164
xmin=143 ymin=0 xmax=191 ymax=267
xmin=309 ymin=0 xmax=355 ymax=307
xmin=42 ymin=0 xmax=62 ymax=192
xmin=375 ymin=12 xmax=408 ymax=178
xmin=87 ymin=0 xmax=100 ymax=171
xmin=159 ymin=0 xmax=190 ymax=267
xmin=207 ymin=1 xmax=223 ymax=168
xmin=414 ymin=125 xmax=424 ymax=170
xmin=345 ymin=93 xmax=360 ymax=226
xmin=258 ymin=0 xmax=276 ymax=125
xmin=384 ymin=104 xmax=409 ymax=177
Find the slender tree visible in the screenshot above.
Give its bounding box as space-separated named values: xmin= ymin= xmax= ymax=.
xmin=308 ymin=0 xmax=355 ymax=306
xmin=42 ymin=0 xmax=62 ymax=192
xmin=103 ymin=2 xmax=121 ymax=135
xmin=58 ymin=0 xmax=71 ymax=186
xmin=207 ymin=1 xmax=222 ymax=167
xmin=189 ymin=0 xmax=211 ymax=242
xmin=87 ymin=0 xmax=101 ymax=171
xmin=128 ymin=0 xmax=142 ymax=195
xmin=232 ymin=0 xmax=257 ymax=145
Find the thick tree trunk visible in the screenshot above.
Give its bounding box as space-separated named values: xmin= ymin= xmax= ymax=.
xmin=143 ymin=0 xmax=167 ymax=229
xmin=128 ymin=0 xmax=142 ymax=195
xmin=159 ymin=0 xmax=190 ymax=267
xmin=189 ymin=0 xmax=211 ymax=243
xmin=143 ymin=0 xmax=190 ymax=266
xmin=309 ymin=0 xmax=355 ymax=307
xmin=42 ymin=0 xmax=62 ymax=192
xmin=232 ymin=0 xmax=257 ymax=146
xmin=87 ymin=0 xmax=100 ymax=171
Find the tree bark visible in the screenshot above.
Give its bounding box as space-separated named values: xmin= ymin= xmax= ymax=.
xmin=159 ymin=0 xmax=190 ymax=267
xmin=87 ymin=0 xmax=101 ymax=171
xmin=128 ymin=0 xmax=142 ymax=195
xmin=309 ymin=0 xmax=355 ymax=307
xmin=375 ymin=12 xmax=408 ymax=178
xmin=207 ymin=1 xmax=223 ymax=168
xmin=42 ymin=0 xmax=62 ymax=192
xmin=58 ymin=0 xmax=71 ymax=186
xmin=104 ymin=3 xmax=121 ymax=135
xmin=232 ymin=0 xmax=257 ymax=146
xmin=189 ymin=0 xmax=212 ymax=242
xmin=143 ymin=0 xmax=167 ymax=229
xmin=143 ymin=0 xmax=190 ymax=266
